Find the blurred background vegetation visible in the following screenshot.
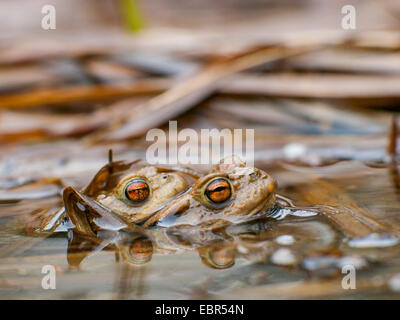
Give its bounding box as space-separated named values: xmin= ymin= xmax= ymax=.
xmin=0 ymin=0 xmax=399 ymax=39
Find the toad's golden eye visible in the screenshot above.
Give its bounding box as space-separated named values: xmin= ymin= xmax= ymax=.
xmin=205 ymin=178 xmax=231 ymax=203
xmin=125 ymin=179 xmax=150 ymax=203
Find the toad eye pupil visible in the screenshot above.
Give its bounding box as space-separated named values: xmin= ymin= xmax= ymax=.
xmin=125 ymin=179 xmax=150 ymax=203
xmin=205 ymin=179 xmax=231 ymax=203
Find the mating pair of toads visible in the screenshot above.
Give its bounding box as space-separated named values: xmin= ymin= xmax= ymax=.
xmin=35 ymin=155 xmax=278 ymax=238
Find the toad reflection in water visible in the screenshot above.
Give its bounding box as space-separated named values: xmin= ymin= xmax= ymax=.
xmin=66 ymin=215 xmax=340 ymax=270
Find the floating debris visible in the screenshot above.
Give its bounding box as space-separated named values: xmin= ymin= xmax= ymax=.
xmin=271 ymin=248 xmax=297 ymax=266
xmin=275 ymin=235 xmax=295 ymax=245
xmin=388 ymin=274 xmax=400 ymax=292
xmin=347 ymin=233 xmax=399 ymax=248
xmin=283 ymin=143 xmax=307 ymax=159
xmin=302 ymin=254 xmax=367 ymax=278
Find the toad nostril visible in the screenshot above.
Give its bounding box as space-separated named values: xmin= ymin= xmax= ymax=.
xmin=249 ymin=170 xmax=260 ymax=181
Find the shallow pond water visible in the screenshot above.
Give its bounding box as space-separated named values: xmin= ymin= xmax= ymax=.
xmin=1 ymin=159 xmax=400 ymax=299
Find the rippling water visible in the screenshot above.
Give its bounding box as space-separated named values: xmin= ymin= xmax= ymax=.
xmin=1 ymin=160 xmax=400 ymax=299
